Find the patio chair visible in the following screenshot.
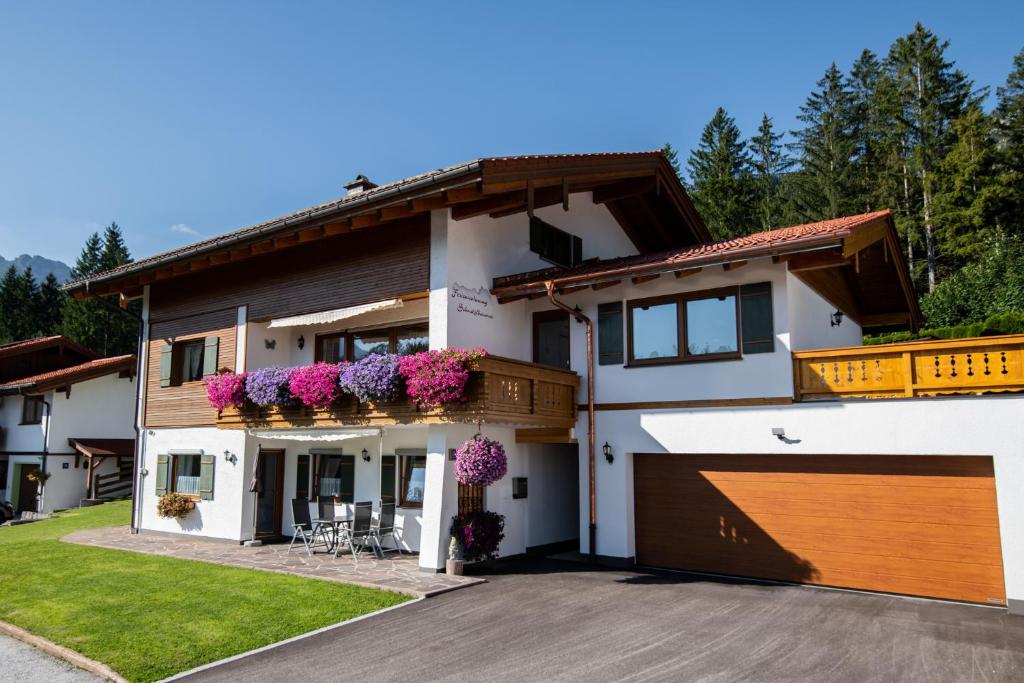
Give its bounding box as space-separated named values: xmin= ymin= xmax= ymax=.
xmin=316 ymin=496 xmax=340 ymax=547
xmin=288 ymin=498 xmax=329 ymax=556
xmin=369 ymin=502 xmax=400 ymax=557
xmin=335 ymin=501 xmax=373 ymax=559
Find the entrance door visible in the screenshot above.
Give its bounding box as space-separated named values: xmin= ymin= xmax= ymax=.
xmin=18 ymin=464 xmax=40 ymax=514
xmin=533 ymin=310 xmax=570 ymax=369
xmin=255 ymin=450 xmax=285 ymax=538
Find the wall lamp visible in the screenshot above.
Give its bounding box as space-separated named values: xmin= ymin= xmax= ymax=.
xmin=602 ymin=442 xmax=614 ymax=464
xmin=830 ymin=310 xmax=844 ymax=327
xmin=297 ymin=335 xmax=305 ymax=350
xmin=361 ymin=448 xmax=371 ymax=462
xmin=223 ymin=450 xmax=237 ymax=464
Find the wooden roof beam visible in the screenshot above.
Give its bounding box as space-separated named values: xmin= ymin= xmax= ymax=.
xmin=451 ymin=191 xmax=527 ymax=221
xmin=591 ymin=280 xmax=621 ymax=291
xmin=674 ymin=267 xmax=702 ymax=279
xmin=444 ymin=184 xmax=485 ymax=204
xmin=488 ymin=186 xmax=569 ymax=219
xmin=592 ymin=177 xmax=658 ymax=204
xmin=778 ymin=249 xmax=848 ymax=273
xmin=410 ymin=194 xmax=448 ymax=212
xmin=351 ymin=212 xmax=380 ymax=230
xmin=631 ymin=274 xmax=660 ymax=285
xmin=323 ymin=220 xmax=351 ymax=236
xmin=722 ymin=260 xmax=748 ymax=271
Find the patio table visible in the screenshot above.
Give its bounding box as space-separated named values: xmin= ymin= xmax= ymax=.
xmin=313 ymin=516 xmax=351 ymax=553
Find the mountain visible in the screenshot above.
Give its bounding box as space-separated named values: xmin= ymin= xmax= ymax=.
xmin=0 ymin=254 xmax=72 ymax=283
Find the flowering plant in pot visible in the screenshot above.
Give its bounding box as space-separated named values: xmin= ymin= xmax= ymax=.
xmin=339 ymin=353 xmax=403 ymax=404
xmin=245 ymin=366 xmax=294 ymax=409
xmin=288 ymin=362 xmax=344 ymax=409
xmin=398 ymin=347 xmax=487 ymax=409
xmin=450 ymin=510 xmax=504 ymax=562
xmin=205 ymin=371 xmax=247 ymax=412
xmin=157 ymin=492 xmax=195 ymax=519
xmin=25 ymin=469 xmax=51 ymax=485
xmin=454 ymin=435 xmax=507 ymax=487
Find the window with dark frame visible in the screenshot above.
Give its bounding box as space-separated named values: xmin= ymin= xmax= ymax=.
xmin=529 ymin=216 xmax=583 ymax=268
xmin=315 ymin=323 xmax=429 ymax=363
xmin=399 ymin=454 xmax=427 ymax=508
xmin=625 ymin=283 xmax=774 ymax=366
xmin=597 ymin=301 xmax=624 ymax=365
xmin=20 ymin=396 xmax=44 ymax=425
xmin=171 ymin=452 xmax=202 ymax=497
xmin=315 ymin=453 xmax=354 ymax=503
xmin=295 ymin=454 xmax=311 ymax=500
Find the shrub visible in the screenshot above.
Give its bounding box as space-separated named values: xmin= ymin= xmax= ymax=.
xmin=205 ymin=372 xmax=247 ymax=411
xmin=339 ymin=353 xmax=403 ymax=403
xmin=245 ymin=366 xmax=294 ymax=408
xmin=864 ymin=311 xmax=1024 ymax=345
xmin=921 ymin=236 xmax=1024 ymax=327
xmin=288 ymin=363 xmax=343 ymax=409
xmin=454 ymin=435 xmax=507 ymax=487
xmin=398 ymin=348 xmax=487 ymax=409
xmin=450 ymin=510 xmax=505 ymax=562
xmin=156 ymin=493 xmax=195 ymax=519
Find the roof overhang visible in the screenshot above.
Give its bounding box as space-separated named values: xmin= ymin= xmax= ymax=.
xmin=0 ymin=355 xmax=137 ymax=396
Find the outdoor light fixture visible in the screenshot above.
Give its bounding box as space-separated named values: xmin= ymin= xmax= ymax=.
xmin=223 ymin=450 xmax=237 ymax=464
xmin=603 ymin=442 xmax=614 ymax=464
xmin=297 ymin=335 xmax=305 ymax=350
xmin=830 ymin=310 xmax=844 ymax=327
xmin=361 ymin=448 xmax=370 ymax=462
xmin=771 ymin=427 xmax=786 ymax=441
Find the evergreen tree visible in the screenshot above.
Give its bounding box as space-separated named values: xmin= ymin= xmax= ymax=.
xmin=788 ymin=63 xmax=859 ymax=221
xmin=686 ymin=107 xmax=756 ymax=239
xmin=36 ymin=273 xmax=66 ymax=336
xmin=18 ymin=267 xmax=40 ymax=338
xmin=0 ymin=265 xmax=22 ymax=343
xmin=995 ymin=47 xmax=1024 ymax=235
xmin=887 ymin=23 xmax=978 ymax=291
xmin=749 ymin=114 xmax=791 ymax=230
xmin=661 ymin=142 xmax=681 ymax=177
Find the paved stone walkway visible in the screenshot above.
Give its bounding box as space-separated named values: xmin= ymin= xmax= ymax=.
xmin=63 ymin=526 xmax=482 ymax=598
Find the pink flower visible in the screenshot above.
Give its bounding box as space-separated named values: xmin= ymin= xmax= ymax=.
xmin=288 ymin=363 xmax=344 ymax=409
xmin=398 ymin=348 xmax=487 ymax=408
xmin=454 ymin=435 xmax=507 ymax=486
xmin=205 ymin=372 xmax=246 ymax=411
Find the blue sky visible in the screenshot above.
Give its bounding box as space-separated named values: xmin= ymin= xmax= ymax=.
xmin=1 ymin=1 xmax=1022 ymax=265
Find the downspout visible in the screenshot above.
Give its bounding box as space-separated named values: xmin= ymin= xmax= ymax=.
xmin=545 ymin=281 xmax=597 ymax=561
xmin=36 ymin=395 xmax=51 ymax=513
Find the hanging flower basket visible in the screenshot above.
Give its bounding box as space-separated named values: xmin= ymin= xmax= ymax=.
xmin=450 ymin=511 xmax=505 ymax=562
xmin=245 ymin=366 xmax=295 ymax=408
xmin=205 ymin=371 xmax=247 ymax=412
xmin=339 ymin=353 xmax=403 ymax=403
xmin=157 ymin=493 xmax=196 ymax=519
xmin=288 ymin=362 xmax=344 ymax=409
xmin=454 ymin=435 xmax=507 ymax=487
xmin=25 ymin=469 xmax=51 ymax=485
xmin=398 ymin=348 xmax=487 ymax=409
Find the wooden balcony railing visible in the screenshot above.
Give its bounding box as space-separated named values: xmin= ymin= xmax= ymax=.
xmin=793 ymin=334 xmax=1024 ymax=401
xmin=216 ymin=356 xmax=579 ymax=430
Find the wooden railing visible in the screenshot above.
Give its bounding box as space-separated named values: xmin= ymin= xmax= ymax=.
xmin=793 ymin=334 xmax=1024 ymax=401
xmin=216 ymin=356 xmax=579 ymax=430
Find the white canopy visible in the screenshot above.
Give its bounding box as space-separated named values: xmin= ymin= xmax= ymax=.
xmin=267 ymin=298 xmax=404 ymax=328
xmin=246 ymin=428 xmax=380 ymax=442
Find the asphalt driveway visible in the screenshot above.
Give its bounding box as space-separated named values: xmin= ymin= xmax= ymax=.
xmin=182 ymin=558 xmax=1024 ymax=682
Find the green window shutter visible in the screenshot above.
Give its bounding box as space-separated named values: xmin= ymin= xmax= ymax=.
xmin=340 ymin=455 xmax=355 ymax=504
xmin=158 ymin=344 xmax=173 ymax=387
xmin=296 ymin=454 xmax=310 ymax=500
xmin=597 ymin=301 xmax=624 ymax=365
xmin=199 ymin=453 xmax=215 ymax=501
xmin=380 ymin=455 xmax=396 ymax=504
xmin=740 ymin=282 xmax=775 ymax=354
xmin=155 ymin=454 xmax=169 ymax=495
xmin=202 ymin=336 xmax=220 ymax=377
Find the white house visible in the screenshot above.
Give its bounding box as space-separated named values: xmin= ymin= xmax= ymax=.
xmin=63 ymin=152 xmax=1024 ymax=616
xmin=0 ymin=336 xmax=137 ymax=514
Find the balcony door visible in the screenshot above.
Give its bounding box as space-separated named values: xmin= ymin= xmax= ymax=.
xmin=533 ymin=310 xmax=571 ymax=370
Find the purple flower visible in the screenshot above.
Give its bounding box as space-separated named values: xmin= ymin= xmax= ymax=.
xmin=450 ymin=511 xmax=504 ymax=561
xmin=245 ymin=366 xmax=293 ymax=407
xmin=339 ymin=353 xmax=403 ymax=403
xmin=454 ymin=435 xmax=507 ymax=487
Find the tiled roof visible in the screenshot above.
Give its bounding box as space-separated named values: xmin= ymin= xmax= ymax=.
xmin=492 ymin=210 xmax=894 ymax=293
xmin=68 ymin=438 xmax=135 ymax=458
xmin=0 ymin=335 xmax=98 ymax=361
xmin=0 ymin=355 xmax=136 ymax=394
xmin=63 ymin=151 xmax=669 ymax=290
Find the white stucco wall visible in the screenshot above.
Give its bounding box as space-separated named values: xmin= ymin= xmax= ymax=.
xmin=786 ymin=272 xmax=863 ymax=350
xmin=0 ymin=391 xmax=49 ymax=453
xmin=47 ymin=373 xmax=137 ymax=447
xmin=524 ymin=443 xmax=580 ymax=549
xmin=578 ymin=395 xmax=1024 ymax=608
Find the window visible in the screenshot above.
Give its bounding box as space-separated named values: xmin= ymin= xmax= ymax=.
xmin=295 ymin=454 xmax=311 ymax=500
xmin=597 ymin=302 xmax=624 ymax=365
xmin=380 ymin=455 xmax=396 ymax=504
xmin=159 ymin=336 xmax=219 ymax=387
xmin=315 ymin=323 xmax=430 ymax=363
xmin=172 ymin=453 xmax=202 ymax=496
xmin=399 ymin=454 xmax=427 ymax=508
xmin=20 ymin=396 xmax=45 ymax=425
xmin=530 ymin=216 xmax=582 ymax=268
xmin=626 ymin=284 xmax=774 ymax=366
xmin=533 ymin=310 xmax=570 ymax=369
xmin=315 ymin=453 xmax=354 ymax=502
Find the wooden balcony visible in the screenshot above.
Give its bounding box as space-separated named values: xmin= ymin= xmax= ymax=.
xmin=216 ymin=356 xmax=579 ymax=430
xmin=793 ymin=334 xmax=1024 ymax=401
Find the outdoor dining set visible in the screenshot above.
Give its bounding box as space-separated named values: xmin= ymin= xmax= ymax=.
xmin=288 ymin=498 xmax=399 ymax=560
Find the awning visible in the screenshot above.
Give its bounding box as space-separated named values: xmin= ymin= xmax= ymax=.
xmin=267 ymin=298 xmax=404 ymax=328
xmin=68 ymin=438 xmax=135 ymax=458
xmin=246 ymin=428 xmax=380 ymax=442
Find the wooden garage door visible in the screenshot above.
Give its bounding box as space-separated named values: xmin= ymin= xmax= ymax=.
xmin=633 ymin=454 xmax=1005 ymax=605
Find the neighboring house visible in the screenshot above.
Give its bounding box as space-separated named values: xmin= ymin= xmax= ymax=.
xmin=64 ymin=152 xmax=1024 ymax=616
xmin=0 ymin=336 xmax=137 ymax=514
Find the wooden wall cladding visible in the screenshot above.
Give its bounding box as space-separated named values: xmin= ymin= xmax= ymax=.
xmin=145 ymin=309 xmax=236 ymax=428
xmin=148 ymin=217 xmax=430 ymax=324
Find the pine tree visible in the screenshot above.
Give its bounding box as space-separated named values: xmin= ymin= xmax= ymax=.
xmin=686 ymin=107 xmax=756 ymax=239
xmin=887 ymin=23 xmax=978 ymax=291
xmin=849 ymin=49 xmax=896 ymax=212
xmin=36 ymin=273 xmax=66 ymax=336
xmin=788 ymin=63 xmax=859 ymax=221
xmin=661 ymin=143 xmax=681 ymax=177
xmin=0 ymin=265 xmax=22 ymax=343
xmin=18 ymin=267 xmax=40 ymax=338
xmin=995 ymin=47 xmax=1024 ymax=235
xmin=749 ymin=114 xmax=791 ymax=230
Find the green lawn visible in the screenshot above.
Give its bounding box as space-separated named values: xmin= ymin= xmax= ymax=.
xmin=0 ymin=501 xmax=409 ymax=682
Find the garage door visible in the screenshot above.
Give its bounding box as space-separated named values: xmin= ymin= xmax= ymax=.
xmin=633 ymin=454 xmax=1005 ymax=605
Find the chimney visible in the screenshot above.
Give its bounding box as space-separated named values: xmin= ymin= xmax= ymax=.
xmin=344 ymin=174 xmax=378 ymax=196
